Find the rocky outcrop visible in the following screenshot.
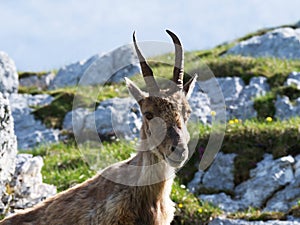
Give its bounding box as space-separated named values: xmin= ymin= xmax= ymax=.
xmin=49 ymin=45 xmax=140 ymax=89
xmin=227 ymin=28 xmax=300 ymax=59
xmin=9 ymin=94 xmax=60 ymax=150
xmin=0 ymin=83 xmax=56 ymax=217
xmin=4 ymin=154 xmax=56 ymax=215
xmin=0 ymin=52 xmax=18 ymax=94
xmin=63 ymin=97 xmax=142 ymax=141
xmin=188 ymin=84 xmax=212 ymax=124
xmin=275 ymin=95 xmax=300 ymax=120
xmin=0 ymin=92 xmax=17 ymax=214
xmin=275 ymin=71 xmax=300 ymax=120
xmin=189 ymin=153 xmax=300 ymax=213
xmin=188 ymin=153 xmax=236 ymax=193
xmin=217 ymin=76 xmax=269 ymax=120
xmin=235 ymin=154 xmax=294 ymax=209
xmin=19 ymin=72 xmax=55 ymax=91
xmin=285 ymin=72 xmax=300 ymax=90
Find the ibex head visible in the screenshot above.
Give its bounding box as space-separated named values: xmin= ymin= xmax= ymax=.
xmin=125 ymin=30 xmax=197 ymax=168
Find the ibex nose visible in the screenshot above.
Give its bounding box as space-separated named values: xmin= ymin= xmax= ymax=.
xmin=167 ymin=126 xmax=181 ymax=151
xmin=170 ymin=146 xmax=176 ymax=152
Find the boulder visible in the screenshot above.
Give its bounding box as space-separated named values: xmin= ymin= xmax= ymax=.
xmin=0 ymin=92 xmax=17 ymax=213
xmin=295 ymin=155 xmax=300 ymax=178
xmin=49 ymin=45 xmax=140 ymax=89
xmin=9 ymin=93 xmax=60 ymax=149
xmin=201 ymin=152 xmax=237 ymax=191
xmin=239 ymin=77 xmax=270 ymax=102
xmin=264 ymin=178 xmax=300 ymax=212
xmin=19 ymin=73 xmax=55 ymax=90
xmin=188 ymin=76 xmax=269 ymax=123
xmin=62 ymin=107 xmax=90 ymax=133
xmin=227 ymin=27 xmax=300 ymax=59
xmin=275 ymin=95 xmax=300 ymax=120
xmin=264 ymin=155 xmax=300 ymax=212
xmin=189 ymin=83 xmax=212 ymax=124
xmin=187 ymin=170 xmax=204 ymax=193
xmin=285 ymin=72 xmax=300 ymax=90
xmin=187 ymin=152 xmax=237 ymax=209
xmin=217 ymin=76 xmax=269 ymax=120
xmin=191 ymin=77 xmax=226 ymax=125
xmin=64 ymin=97 xmax=142 ymax=141
xmin=0 ymin=51 xmax=18 ymax=94
xmin=190 ymin=153 xmax=300 ymax=214
xmin=218 ymin=77 xmax=244 ymax=104
xmin=6 ymin=154 xmax=56 ymax=213
xmin=199 ymin=192 xmax=245 ymax=212
xmin=235 ymin=154 xmax=294 ymax=209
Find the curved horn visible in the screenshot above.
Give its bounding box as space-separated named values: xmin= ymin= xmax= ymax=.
xmin=133 ymin=31 xmax=159 ymax=94
xmin=166 ymin=30 xmax=184 ymax=89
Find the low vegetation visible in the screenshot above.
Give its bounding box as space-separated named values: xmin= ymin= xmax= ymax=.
xmin=18 ymin=24 xmax=300 ymax=224
xmin=23 ymin=115 xmax=300 ymax=224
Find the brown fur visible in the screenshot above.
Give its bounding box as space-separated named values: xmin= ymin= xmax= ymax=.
xmin=0 ymin=31 xmax=196 ymax=225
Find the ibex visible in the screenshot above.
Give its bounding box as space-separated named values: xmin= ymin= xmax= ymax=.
xmin=0 ymin=30 xmax=197 ymax=225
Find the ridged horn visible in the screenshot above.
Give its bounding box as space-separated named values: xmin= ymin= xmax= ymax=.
xmin=166 ymin=30 xmax=184 ymax=89
xmin=133 ymin=31 xmax=159 ymax=94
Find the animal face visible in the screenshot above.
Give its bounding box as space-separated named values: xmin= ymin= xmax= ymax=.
xmin=125 ymin=30 xmax=196 ymax=168
xmin=139 ymin=92 xmax=192 ymax=168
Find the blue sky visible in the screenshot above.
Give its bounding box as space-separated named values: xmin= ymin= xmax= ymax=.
xmin=0 ymin=0 xmax=299 ymax=71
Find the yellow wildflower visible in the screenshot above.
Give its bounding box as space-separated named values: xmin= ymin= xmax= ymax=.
xmin=210 ymin=110 xmax=216 ymax=116
xmin=229 ymin=120 xmax=235 ymax=124
xmin=198 ymin=208 xmax=203 ymax=213
xmin=265 ymin=117 xmax=273 ymax=122
xmin=178 ymin=203 xmax=183 ymax=208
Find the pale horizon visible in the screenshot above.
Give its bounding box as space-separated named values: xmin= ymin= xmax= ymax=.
xmin=0 ymin=0 xmax=299 ymax=71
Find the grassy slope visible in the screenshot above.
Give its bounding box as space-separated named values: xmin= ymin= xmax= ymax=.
xmin=18 ymin=24 xmax=300 ymax=224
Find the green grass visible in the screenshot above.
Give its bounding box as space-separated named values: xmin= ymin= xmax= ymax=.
xmin=228 ymin=207 xmax=286 ymax=221
xmin=18 ymin=71 xmax=52 ymax=79
xmin=22 ymin=116 xmax=300 ymax=223
xmin=29 ymin=83 xmax=129 ymax=129
xmin=24 ymin=139 xmax=221 ymax=225
xmin=21 ymin=44 xmax=300 ymax=131
xmin=221 ymin=117 xmax=300 ymax=185
xmin=15 ymin=24 xmax=300 ymax=223
xmin=288 ymin=203 xmax=300 ymax=218
xmin=181 ymin=117 xmax=300 ymax=187
xmin=21 ymin=141 xmax=212 ymax=224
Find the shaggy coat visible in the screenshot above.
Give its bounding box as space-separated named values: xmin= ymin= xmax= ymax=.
xmin=0 ymin=30 xmax=196 ymax=225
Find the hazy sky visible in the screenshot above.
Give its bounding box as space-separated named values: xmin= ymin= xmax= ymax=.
xmin=0 ymin=0 xmax=299 ymax=71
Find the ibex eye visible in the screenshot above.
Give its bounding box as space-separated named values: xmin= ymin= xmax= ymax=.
xmin=144 ymin=112 xmax=154 ymax=120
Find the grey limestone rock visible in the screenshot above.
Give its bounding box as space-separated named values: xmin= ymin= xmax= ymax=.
xmin=275 ymin=95 xmax=300 ymax=120
xmin=227 ymin=28 xmax=300 ymax=59
xmin=199 ymin=193 xmax=245 ymax=212
xmin=285 ymin=72 xmax=300 ymax=90
xmin=64 ymin=97 xmax=142 ymax=141
xmin=218 ymin=76 xmax=269 ymax=120
xmin=202 ymin=152 xmax=237 ymax=191
xmin=235 ymin=154 xmax=295 ymax=208
xmin=49 ymin=45 xmax=140 ymax=89
xmin=6 ymin=154 xmax=56 ymax=213
xmin=0 ymin=51 xmax=18 ymax=94
xmin=9 ymin=93 xmax=60 ymax=149
xmin=19 ymin=72 xmax=55 ymax=90
xmin=0 ymin=92 xmax=17 ymax=214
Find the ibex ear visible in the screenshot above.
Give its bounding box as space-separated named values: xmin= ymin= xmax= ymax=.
xmin=125 ymin=77 xmax=146 ymax=102
xmin=183 ymin=74 xmax=197 ymax=100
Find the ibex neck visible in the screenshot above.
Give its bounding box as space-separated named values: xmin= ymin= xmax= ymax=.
xmin=127 ymin=149 xmax=175 ymax=187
